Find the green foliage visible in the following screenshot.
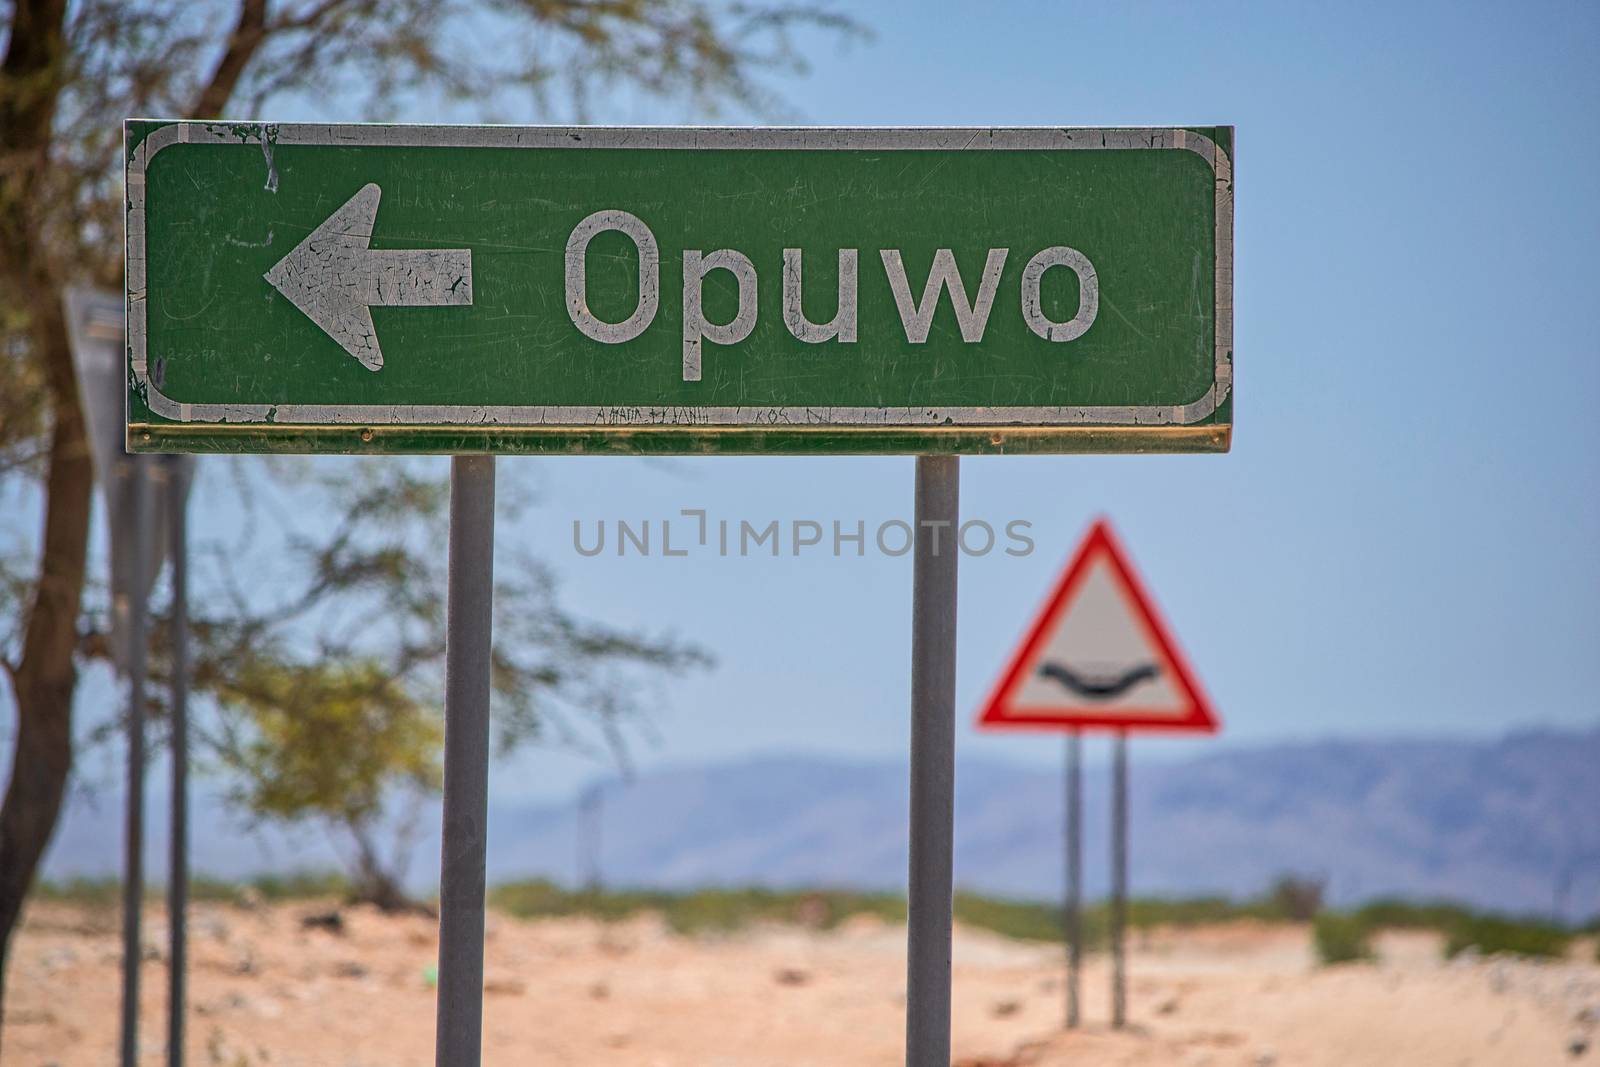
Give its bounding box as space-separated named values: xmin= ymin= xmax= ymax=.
xmin=948 ymin=893 xmax=1304 ymax=947
xmin=952 ymin=892 xmax=1066 ymax=942
xmin=1353 ymin=898 xmax=1577 ymax=960
xmin=485 ymin=883 xmax=1356 ymax=946
xmin=1129 ymin=895 xmax=1277 ymax=926
xmin=658 ymin=888 xmax=896 ymax=935
xmin=219 ymin=657 xmax=441 ymax=825
xmin=33 ymin=877 xmax=122 ymax=909
xmin=487 ymin=881 xmax=904 ymax=935
xmin=1313 ymin=911 xmax=1375 ymax=964
xmin=190 ymin=870 xmax=353 ymax=904
xmin=187 ymin=875 xmax=250 ymax=903
xmin=1348 ymin=899 xmax=1574 ymax=961
xmin=490 ymin=881 xmax=602 ymax=922
xmin=1442 ymin=916 xmax=1571 ymax=960
xmin=1353 ymin=897 xmax=1477 ymax=931
xmin=1581 ymin=913 xmax=1600 ymax=961
xmin=36 ymin=870 xmax=351 ymax=908
xmin=1326 ymin=893 xmax=1575 ymax=963
xmin=247 ymin=869 xmax=353 ymax=901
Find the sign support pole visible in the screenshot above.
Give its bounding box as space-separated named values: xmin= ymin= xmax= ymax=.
xmin=1064 ymin=730 xmax=1082 ymax=1029
xmin=120 ymin=458 xmax=149 ymax=1067
xmin=434 ymin=455 xmax=496 ymax=1067
xmin=905 ymin=455 xmax=959 ymax=1067
xmin=1111 ymin=729 xmax=1128 ymax=1029
xmin=165 ymin=454 xmax=190 ymax=1067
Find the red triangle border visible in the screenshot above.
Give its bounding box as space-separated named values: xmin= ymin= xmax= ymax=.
xmin=976 ymin=518 xmax=1220 ymax=734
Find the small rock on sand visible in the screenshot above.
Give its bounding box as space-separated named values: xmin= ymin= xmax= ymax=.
xmin=300 ymin=910 xmax=345 ymax=935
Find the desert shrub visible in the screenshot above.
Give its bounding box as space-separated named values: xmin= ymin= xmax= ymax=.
xmin=786 ymin=889 xmax=904 ymax=929
xmin=660 ymin=888 xmax=786 ymax=934
xmin=1127 ymin=895 xmax=1257 ymax=927
xmin=38 ymin=871 xmax=356 ymax=908
xmin=1265 ymin=874 xmax=1326 ymax=921
xmin=479 ymin=881 xmax=1584 ymax=958
xmin=950 ymin=894 xmax=1265 ymax=947
xmin=953 ymin=893 xmax=1064 ymax=943
xmin=1354 ymin=897 xmax=1476 ymax=931
xmin=486 ymin=878 xmax=577 ymax=918
xmin=489 ymin=879 xmax=655 ymax=922
xmin=249 ymin=870 xmax=353 ymax=901
xmin=1442 ymin=916 xmax=1570 ymax=960
xmin=34 ymin=877 xmax=123 ymax=908
xmin=1313 ymin=911 xmax=1375 ymax=964
xmin=183 ymin=872 xmax=345 ymax=904
xmin=486 ymin=882 xmax=905 ymax=935
xmin=187 ymin=875 xmax=247 ymax=904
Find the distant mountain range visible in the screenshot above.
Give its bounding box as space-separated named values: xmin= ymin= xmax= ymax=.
xmin=42 ymin=726 xmax=1600 ymax=920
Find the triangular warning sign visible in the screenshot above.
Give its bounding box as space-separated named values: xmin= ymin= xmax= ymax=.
xmin=977 ymin=519 xmax=1219 ymax=734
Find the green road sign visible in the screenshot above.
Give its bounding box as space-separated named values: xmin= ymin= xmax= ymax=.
xmin=126 ymin=122 xmax=1233 ymax=456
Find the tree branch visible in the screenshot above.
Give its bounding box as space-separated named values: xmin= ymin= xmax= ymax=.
xmin=187 ymin=0 xmax=269 ymax=118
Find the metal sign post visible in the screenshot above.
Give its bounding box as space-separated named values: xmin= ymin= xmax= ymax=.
xmin=119 ymin=458 xmax=149 ymax=1067
xmin=1064 ymin=730 xmax=1082 ymax=1029
xmin=905 ymin=455 xmax=959 ymax=1066
xmin=434 ymin=456 xmax=497 ymax=1067
xmin=1111 ymin=730 xmax=1128 ymax=1029
xmin=163 ymin=453 xmax=191 ymax=1067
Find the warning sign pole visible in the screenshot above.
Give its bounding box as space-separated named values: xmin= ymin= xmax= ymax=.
xmin=1111 ymin=730 xmax=1129 ymax=1029
xmin=1064 ymin=730 xmax=1082 ymax=1029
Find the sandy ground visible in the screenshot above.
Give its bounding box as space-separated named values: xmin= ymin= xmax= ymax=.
xmin=3 ymin=901 xmax=1597 ymax=1066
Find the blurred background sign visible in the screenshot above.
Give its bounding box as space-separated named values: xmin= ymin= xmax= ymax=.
xmin=65 ymin=286 xmax=194 ymax=674
xmin=978 ymin=518 xmax=1218 ymax=734
xmin=976 ymin=517 xmax=1219 ymax=1030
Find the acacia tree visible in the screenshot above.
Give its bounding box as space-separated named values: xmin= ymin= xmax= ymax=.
xmin=0 ymin=0 xmax=858 ymax=1032
xmin=219 ymin=656 xmax=444 ymax=914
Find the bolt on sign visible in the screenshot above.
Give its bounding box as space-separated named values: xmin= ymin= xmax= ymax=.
xmin=125 ymin=123 xmax=1233 ymax=456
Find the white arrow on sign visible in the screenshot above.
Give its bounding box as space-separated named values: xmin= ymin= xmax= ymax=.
xmin=264 ymin=182 xmax=473 ymax=371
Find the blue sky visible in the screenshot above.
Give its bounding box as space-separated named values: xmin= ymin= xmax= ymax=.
xmin=38 ymin=0 xmax=1600 ymax=803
